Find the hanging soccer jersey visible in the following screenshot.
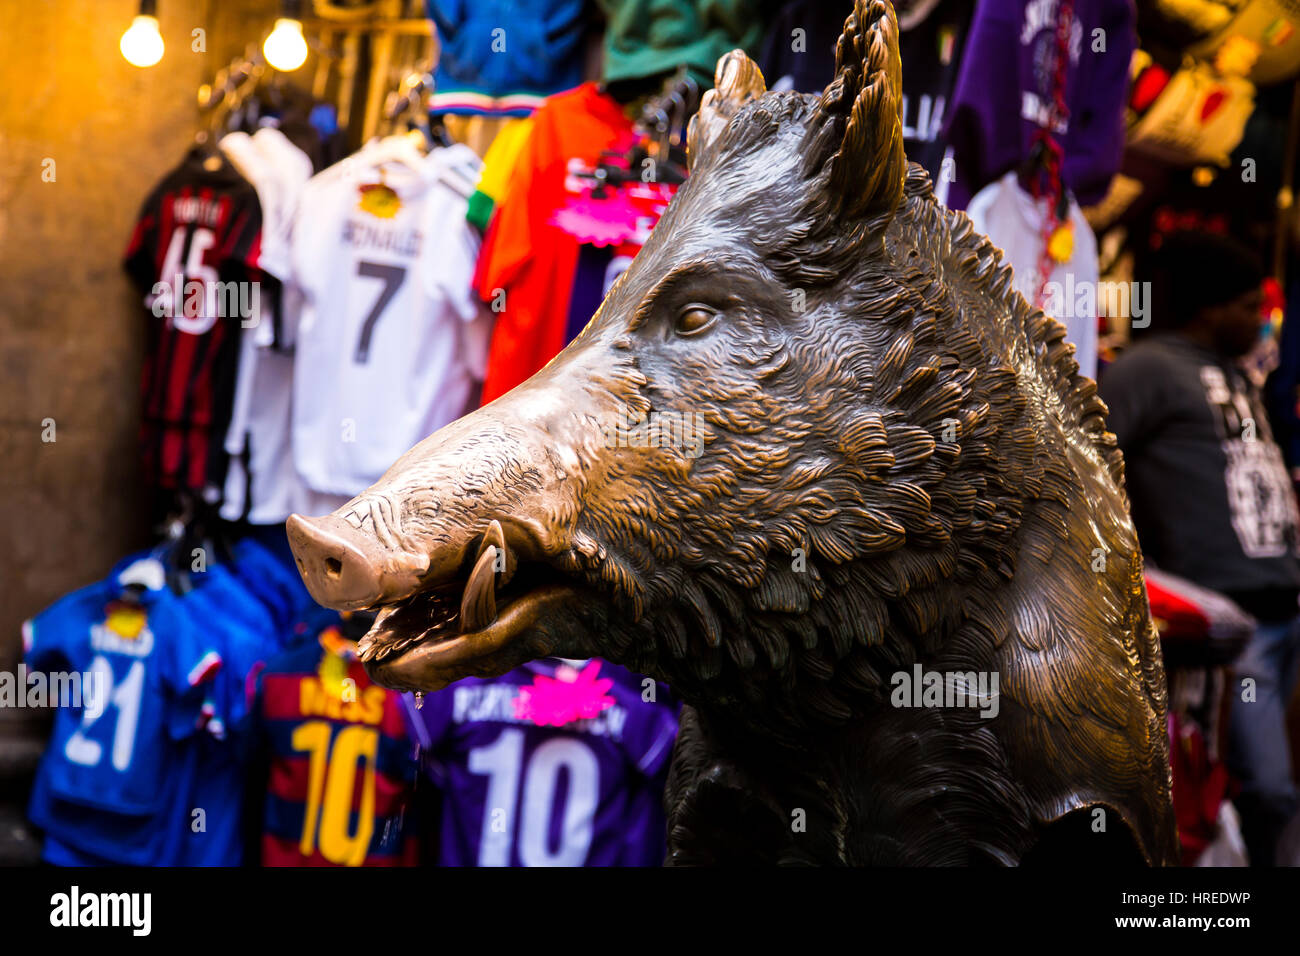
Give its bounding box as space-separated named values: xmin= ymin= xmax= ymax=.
xmin=218 ymin=130 xmax=316 ymax=524
xmin=160 ymin=553 xmax=289 ymax=866
xmin=475 ymin=84 xmax=636 ymax=402
xmin=249 ymin=625 xmax=419 ymax=866
xmin=25 ymin=539 xmax=320 ymax=865
xmin=123 ymin=145 xmax=265 ymax=497
xmin=403 ymin=659 xmax=679 ymax=866
xmin=24 ymin=556 xmax=229 ymax=864
xmin=289 ymin=138 xmax=492 ymax=497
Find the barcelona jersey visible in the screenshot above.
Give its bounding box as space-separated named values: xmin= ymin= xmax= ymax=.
xmin=250 ymin=627 xmax=418 ymax=866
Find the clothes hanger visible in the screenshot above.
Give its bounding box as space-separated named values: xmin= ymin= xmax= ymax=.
xmin=163 ymin=492 xmax=240 ymax=597
xmin=427 ymin=113 xmax=454 ymax=150
xmin=139 ymin=490 xmax=194 ymax=597
xmin=619 ymin=70 xmax=696 ymax=185
xmin=897 ymin=0 xmax=947 ymax=31
xmin=421 ymin=70 xmax=454 ymax=150
xmin=369 ymin=65 xmax=451 ymax=174
xmin=193 ymin=60 xmax=249 ymax=170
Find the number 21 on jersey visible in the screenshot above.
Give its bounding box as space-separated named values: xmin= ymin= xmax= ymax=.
xmin=64 ymin=655 xmax=144 ymax=772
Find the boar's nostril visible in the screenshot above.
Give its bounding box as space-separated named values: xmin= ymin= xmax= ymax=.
xmin=287 ymin=511 xmax=422 ymax=610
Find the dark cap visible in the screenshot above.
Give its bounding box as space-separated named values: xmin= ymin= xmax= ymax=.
xmin=1150 ymin=231 xmax=1264 ymax=329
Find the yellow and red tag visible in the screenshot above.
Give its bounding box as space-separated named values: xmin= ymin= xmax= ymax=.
xmin=357 ymin=183 xmax=402 ymax=218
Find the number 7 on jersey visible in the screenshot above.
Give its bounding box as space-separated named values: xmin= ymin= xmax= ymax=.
xmin=353 ymin=261 xmax=407 ymax=364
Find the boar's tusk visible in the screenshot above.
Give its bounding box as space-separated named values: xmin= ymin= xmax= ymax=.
xmin=460 ymin=545 xmax=500 ymax=632
xmin=478 ymin=519 xmax=516 ymax=586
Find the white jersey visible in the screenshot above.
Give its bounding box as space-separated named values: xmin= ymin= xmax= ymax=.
xmin=289 ymin=138 xmax=491 ymax=497
xmin=217 ymin=130 xmax=315 ymax=523
xmin=249 ymin=127 xmax=314 ymax=285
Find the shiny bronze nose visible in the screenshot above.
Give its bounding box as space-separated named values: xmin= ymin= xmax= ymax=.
xmin=286 ymin=513 xmax=388 ymax=610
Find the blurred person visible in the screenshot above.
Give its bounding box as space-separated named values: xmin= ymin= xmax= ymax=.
xmin=1099 ymin=230 xmax=1300 ymax=865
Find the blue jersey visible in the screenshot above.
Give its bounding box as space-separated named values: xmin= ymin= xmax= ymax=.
xmin=403 ymin=659 xmax=679 ymax=866
xmin=164 ymin=559 xmax=287 ymax=865
xmin=26 ymin=548 xmax=307 ymax=865
xmin=25 ymin=554 xmax=223 ymax=865
xmin=229 ymin=531 xmax=335 ymax=646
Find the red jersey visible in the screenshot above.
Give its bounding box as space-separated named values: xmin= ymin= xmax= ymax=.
xmin=474 ymin=84 xmax=635 ymax=402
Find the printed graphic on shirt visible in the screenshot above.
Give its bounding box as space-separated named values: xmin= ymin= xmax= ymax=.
xmin=357 ymin=182 xmax=403 ymax=219
xmin=1224 ymin=442 xmax=1300 ymax=558
xmin=1199 ymin=365 xmax=1300 ymax=559
xmin=1021 ymin=0 xmax=1083 ymax=134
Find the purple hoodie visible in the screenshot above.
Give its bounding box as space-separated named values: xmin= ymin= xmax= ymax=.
xmin=942 ymin=0 xmax=1135 ymax=209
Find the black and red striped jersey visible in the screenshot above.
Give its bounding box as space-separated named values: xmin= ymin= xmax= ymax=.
xmin=123 ymin=145 xmax=264 ymax=497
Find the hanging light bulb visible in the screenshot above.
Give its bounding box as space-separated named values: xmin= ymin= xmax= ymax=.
xmin=120 ymin=0 xmax=164 ymax=68
xmin=263 ymin=1 xmax=308 ymax=73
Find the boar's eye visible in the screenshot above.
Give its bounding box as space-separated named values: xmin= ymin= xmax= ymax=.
xmin=675 ymin=305 xmax=717 ymax=336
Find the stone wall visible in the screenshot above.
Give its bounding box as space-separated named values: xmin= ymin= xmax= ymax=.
xmin=0 ymin=0 xmax=283 ymax=861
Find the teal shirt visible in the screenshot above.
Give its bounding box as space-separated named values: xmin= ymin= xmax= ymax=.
xmin=598 ymin=0 xmax=768 ymax=85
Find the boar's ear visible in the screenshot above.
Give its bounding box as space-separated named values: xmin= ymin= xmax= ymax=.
xmin=807 ymin=0 xmax=906 ymax=223
xmin=686 ymin=50 xmax=767 ymax=169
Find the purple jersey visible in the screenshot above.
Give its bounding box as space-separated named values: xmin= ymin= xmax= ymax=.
xmin=402 ymin=659 xmax=679 ymax=866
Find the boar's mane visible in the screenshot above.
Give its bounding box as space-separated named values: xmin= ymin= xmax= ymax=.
xmin=568 ymin=101 xmax=1140 ymax=732
xmin=544 ymin=4 xmax=1170 ymax=862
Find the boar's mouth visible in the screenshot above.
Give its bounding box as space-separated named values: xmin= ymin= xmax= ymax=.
xmin=328 ymin=518 xmax=583 ymax=691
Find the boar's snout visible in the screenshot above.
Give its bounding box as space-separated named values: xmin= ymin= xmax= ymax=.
xmin=287 ymin=512 xmax=430 ymax=610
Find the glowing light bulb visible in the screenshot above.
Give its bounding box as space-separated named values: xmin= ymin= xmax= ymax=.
xmin=263 ymin=18 xmax=308 ymax=72
xmin=120 ymin=15 xmax=164 ymax=68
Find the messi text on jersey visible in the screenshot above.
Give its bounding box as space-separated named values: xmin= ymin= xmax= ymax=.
xmin=298 ymin=676 xmax=388 ymax=725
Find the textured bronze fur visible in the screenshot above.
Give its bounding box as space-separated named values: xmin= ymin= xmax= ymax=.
xmin=287 ymin=0 xmax=1177 ymax=864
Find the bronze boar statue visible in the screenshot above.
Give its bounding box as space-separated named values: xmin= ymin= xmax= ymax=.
xmin=287 ymin=0 xmax=1177 ymax=865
